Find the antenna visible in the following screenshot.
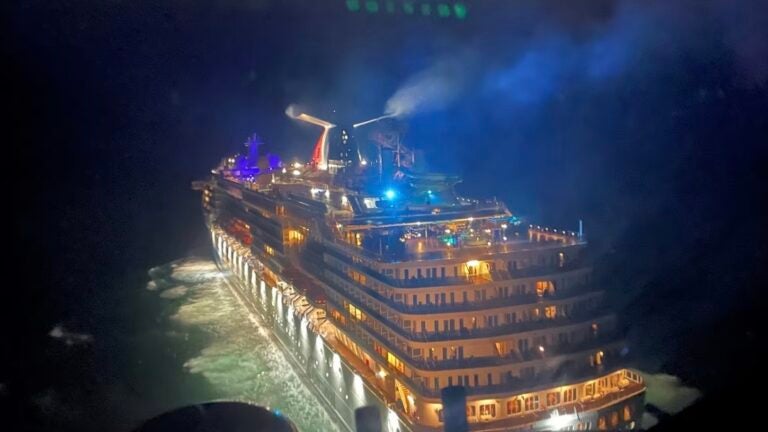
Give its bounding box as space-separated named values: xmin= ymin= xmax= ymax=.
xmin=245 ymin=134 xmax=263 ymax=168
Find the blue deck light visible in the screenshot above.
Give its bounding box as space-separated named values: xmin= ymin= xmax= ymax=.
xmin=384 ymin=189 xmax=397 ymax=200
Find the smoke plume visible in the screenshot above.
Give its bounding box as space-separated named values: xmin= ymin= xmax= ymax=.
xmin=382 ymin=0 xmax=766 ymax=119
xmin=384 ymin=56 xmax=471 ymax=117
xmin=284 ymin=103 xmax=299 ymax=119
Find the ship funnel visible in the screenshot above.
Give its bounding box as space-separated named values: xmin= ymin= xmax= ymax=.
xmin=292 ymin=113 xmax=336 ymax=170
xmin=294 ymin=113 xmax=336 ymax=129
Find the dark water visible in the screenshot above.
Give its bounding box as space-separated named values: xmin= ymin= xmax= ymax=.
xmin=20 ymin=257 xmax=337 ymax=432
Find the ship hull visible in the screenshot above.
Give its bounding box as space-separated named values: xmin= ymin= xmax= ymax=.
xmin=211 ymin=227 xmax=412 ymax=432
xmin=209 ymin=226 xmax=644 ymax=432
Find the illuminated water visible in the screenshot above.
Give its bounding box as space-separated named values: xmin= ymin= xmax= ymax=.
xmin=150 ymin=257 xmax=340 ymax=431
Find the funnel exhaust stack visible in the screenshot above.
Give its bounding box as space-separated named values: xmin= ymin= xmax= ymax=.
xmin=352 ymin=114 xmax=395 ymax=129
xmin=292 ymin=113 xmax=336 ymax=170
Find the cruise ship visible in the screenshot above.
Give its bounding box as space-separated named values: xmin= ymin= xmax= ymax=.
xmin=194 ymin=114 xmax=646 ymax=431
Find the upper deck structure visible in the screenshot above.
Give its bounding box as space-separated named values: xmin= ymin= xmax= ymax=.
xmin=198 ymin=115 xmax=645 ymax=430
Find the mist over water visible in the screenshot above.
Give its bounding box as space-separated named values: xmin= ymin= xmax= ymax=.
xmin=152 ymin=258 xmax=339 ymax=432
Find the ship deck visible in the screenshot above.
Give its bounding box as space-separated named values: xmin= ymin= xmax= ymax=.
xmin=466 ymin=380 xmax=645 ymax=431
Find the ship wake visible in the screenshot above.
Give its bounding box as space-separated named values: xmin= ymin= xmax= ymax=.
xmin=149 ymin=257 xmax=339 ymax=431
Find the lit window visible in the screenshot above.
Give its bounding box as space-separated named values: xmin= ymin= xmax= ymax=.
xmin=479 ymin=403 xmax=496 ymax=418
xmin=524 ymin=395 xmax=539 ymax=411
xmin=464 ymin=259 xmax=482 ymax=277
xmin=507 ymin=398 xmax=522 ymax=414
xmin=466 ymin=405 xmax=475 ymax=417
xmin=536 ymin=280 xmax=554 ymax=296
xmin=348 ymin=270 xmax=367 ymax=285
xmin=563 ymin=387 xmax=577 ymax=402
xmin=610 ymin=412 xmax=619 ymax=427
xmin=286 ymin=229 xmax=305 ymax=243
xmin=545 ymin=305 xmax=557 ymax=319
xmin=623 ymin=405 xmax=632 ymax=421
xmin=347 ymin=303 xmax=366 ymax=321
xmin=546 ymin=392 xmax=560 ymax=406
xmin=598 ymin=416 xmax=607 ymax=430
xmin=387 ymin=352 xmax=404 ymax=373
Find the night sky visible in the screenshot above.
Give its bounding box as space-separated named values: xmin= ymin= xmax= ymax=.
xmin=6 ymin=0 xmax=768 ymax=430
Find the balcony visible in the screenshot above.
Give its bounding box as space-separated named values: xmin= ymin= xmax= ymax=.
xmin=321 ymin=240 xmax=587 ymax=290
xmin=429 ymin=359 xmax=628 ymax=398
xmin=327 ymin=296 xmax=619 ymax=370
xmin=396 ymin=283 xmax=599 ymax=316
xmin=402 ymin=309 xmax=613 ymax=342
xmin=328 ymin=309 xmax=629 ymax=399
xmin=313 ymin=260 xmax=608 ymax=342
xmin=410 ymin=332 xmax=624 ymax=371
xmin=328 ymin=230 xmax=585 ymax=265
xmin=316 ymin=255 xmax=600 ymax=316
xmin=460 ymin=378 xmax=645 ymax=431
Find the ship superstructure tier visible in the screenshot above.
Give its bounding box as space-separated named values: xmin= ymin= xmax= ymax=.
xmin=196 ymin=119 xmax=645 ymax=431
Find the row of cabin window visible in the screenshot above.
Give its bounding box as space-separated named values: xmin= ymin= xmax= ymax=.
xmin=403 ymin=285 xmax=530 ymax=306
xmin=437 ymin=389 xmax=629 ymax=424
xmin=412 ymin=330 xmax=586 ymax=362
xmin=430 ymin=371 xmax=520 ymax=389
xmin=327 ymin=272 xmax=596 ymax=342
xmin=503 ymin=388 xmax=587 ymax=415
xmin=596 ymin=405 xmax=633 ymax=430
xmin=392 ymin=277 xmax=588 ymax=306
xmin=334 ymin=280 xmax=588 ymax=338
xmin=367 ymin=318 xmax=592 ymax=366
xmin=332 ymin=277 xmax=598 ymax=349
xmin=392 ymin=254 xmax=567 ymax=281
xmin=404 ymin=305 xmax=567 ymax=333
xmin=436 ymin=388 xmax=623 ymax=423
xmin=332 ymin=256 xmax=589 ymax=298
xmin=330 ymin=271 xmax=576 ymax=323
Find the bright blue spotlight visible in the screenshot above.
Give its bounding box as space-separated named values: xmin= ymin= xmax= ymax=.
xmin=384 ymin=189 xmax=396 ymax=200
